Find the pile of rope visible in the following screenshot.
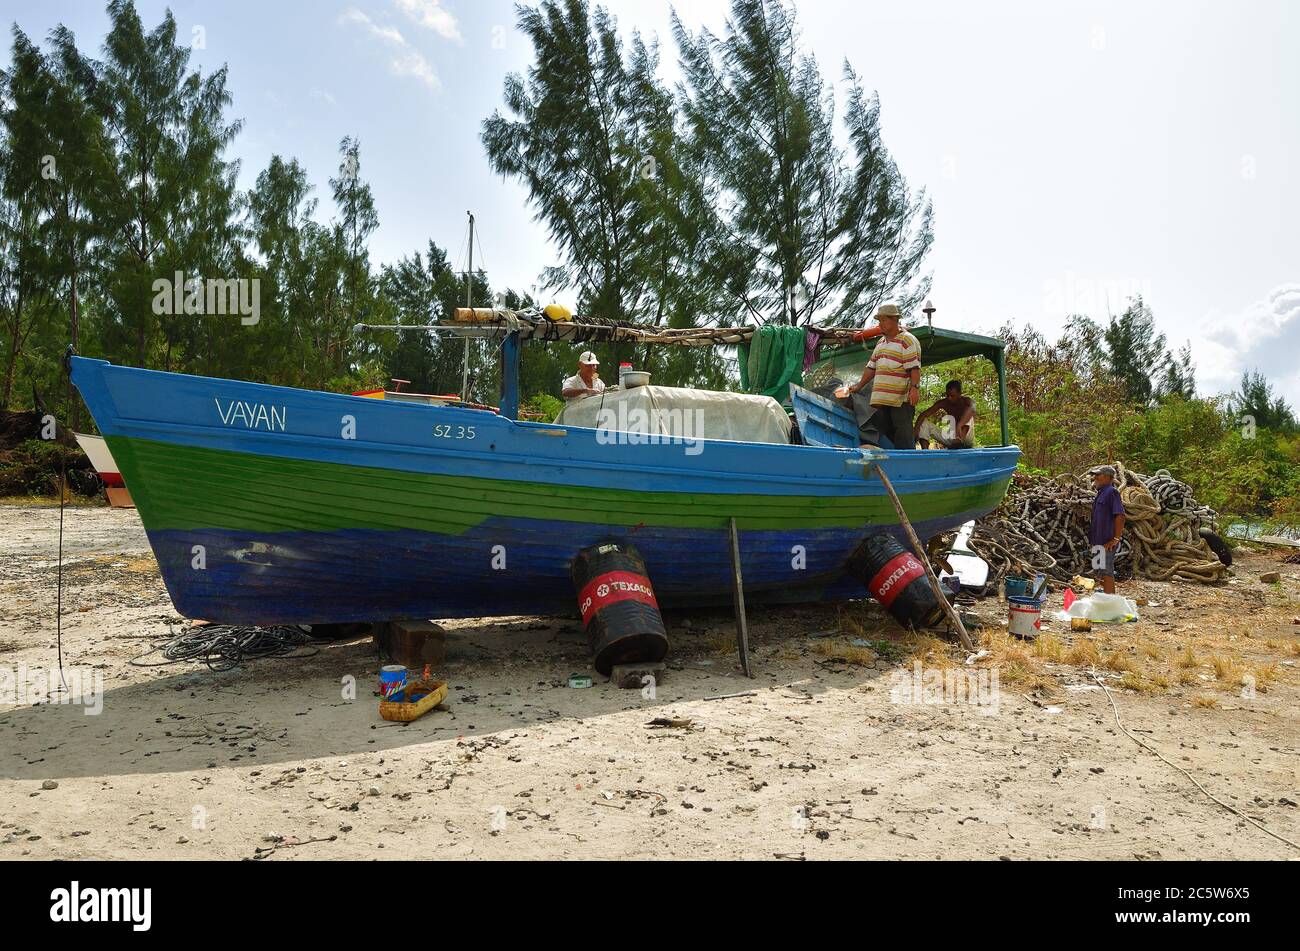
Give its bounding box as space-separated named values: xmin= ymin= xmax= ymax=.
xmin=131 ymin=624 xmax=318 ymax=672
xmin=967 ymin=463 xmax=1229 ymax=586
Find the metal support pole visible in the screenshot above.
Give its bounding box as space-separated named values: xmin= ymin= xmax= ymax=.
xmin=728 ymin=517 xmax=753 ymax=677
xmin=995 ymin=350 xmax=1011 ymax=448
xmin=462 ymin=211 xmax=474 ymax=399
xmin=500 ymin=330 xmax=520 ymax=420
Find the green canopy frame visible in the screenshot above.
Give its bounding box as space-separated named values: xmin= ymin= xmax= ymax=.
xmin=808 ymin=325 xmax=1011 ymax=447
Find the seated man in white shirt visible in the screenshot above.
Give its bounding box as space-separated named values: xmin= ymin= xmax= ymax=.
xmin=561 ymin=351 xmax=606 ymax=403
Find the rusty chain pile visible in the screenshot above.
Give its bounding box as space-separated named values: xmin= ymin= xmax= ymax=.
xmin=967 ymin=463 xmax=1228 ymax=586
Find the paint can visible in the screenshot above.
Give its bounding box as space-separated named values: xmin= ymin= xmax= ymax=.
xmin=1004 ymin=576 xmax=1032 ymax=599
xmin=1008 ymin=596 xmax=1043 ymax=639
xmin=379 ymin=664 xmax=408 ymax=700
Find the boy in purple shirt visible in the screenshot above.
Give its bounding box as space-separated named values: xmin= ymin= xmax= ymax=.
xmin=1088 ymin=466 xmax=1127 ymax=593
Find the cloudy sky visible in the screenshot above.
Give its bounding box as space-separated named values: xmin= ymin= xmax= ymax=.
xmin=6 ymin=0 xmax=1298 ymax=403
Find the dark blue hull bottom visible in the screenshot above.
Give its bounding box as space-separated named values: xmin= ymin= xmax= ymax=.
xmin=149 ymin=512 xmax=978 ymax=625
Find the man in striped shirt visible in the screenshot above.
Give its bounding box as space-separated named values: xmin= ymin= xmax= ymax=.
xmin=844 ymin=303 xmax=922 ymax=449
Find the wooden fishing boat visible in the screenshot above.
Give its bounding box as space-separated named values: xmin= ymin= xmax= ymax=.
xmin=68 ymin=320 xmax=1019 ymax=625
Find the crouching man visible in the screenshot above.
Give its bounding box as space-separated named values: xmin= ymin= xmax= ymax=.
xmin=914 ymin=380 xmax=975 ymax=449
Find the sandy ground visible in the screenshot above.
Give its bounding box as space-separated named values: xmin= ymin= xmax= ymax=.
xmin=1 ymin=502 xmax=1297 ymax=861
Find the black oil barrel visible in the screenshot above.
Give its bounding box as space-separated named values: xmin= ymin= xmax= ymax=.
xmin=848 ymin=533 xmax=945 ymax=629
xmin=571 ymin=542 xmax=670 ymax=676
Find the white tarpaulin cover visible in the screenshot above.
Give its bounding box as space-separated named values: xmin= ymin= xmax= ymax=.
xmin=555 ymin=385 xmax=792 ymax=446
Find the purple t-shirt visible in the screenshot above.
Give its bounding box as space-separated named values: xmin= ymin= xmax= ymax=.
xmin=1089 ymin=484 xmax=1125 ymax=545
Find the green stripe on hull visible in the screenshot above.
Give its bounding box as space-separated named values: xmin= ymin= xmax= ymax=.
xmin=107 ymin=436 xmax=1010 ymax=535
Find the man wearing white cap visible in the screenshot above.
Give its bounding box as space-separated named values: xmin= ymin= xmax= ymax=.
xmin=562 ymin=351 xmax=605 ymax=402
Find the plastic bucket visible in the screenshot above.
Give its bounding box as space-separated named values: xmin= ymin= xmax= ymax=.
xmin=379 ymin=664 xmax=408 ymax=700
xmin=1004 ymin=576 xmax=1032 ymax=599
xmin=1008 ymin=596 xmax=1043 ymax=638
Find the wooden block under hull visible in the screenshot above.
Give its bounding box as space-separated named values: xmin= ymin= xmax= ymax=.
xmin=376 ymin=620 xmax=447 ymax=668
xmin=105 ymin=486 xmax=135 ymax=508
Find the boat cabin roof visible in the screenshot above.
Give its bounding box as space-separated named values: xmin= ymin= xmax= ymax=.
xmin=355 ymin=315 xmax=1012 ymax=445
xmin=816 ymin=325 xmax=1006 ymax=369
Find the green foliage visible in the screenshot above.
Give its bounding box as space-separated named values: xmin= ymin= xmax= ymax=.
xmin=481 ymin=0 xmax=672 ymax=322
xmin=1 ymin=1 xmax=1293 ymax=525
xmin=1230 ymin=369 xmax=1297 ymax=435
xmin=0 ymin=437 xmax=86 ymax=496
xmin=522 ymin=392 xmax=564 ymax=421
xmin=484 ymin=0 xmax=932 ymax=329
xmin=978 ymin=322 xmax=1298 ymax=521
xmin=674 ymin=0 xmax=932 ymax=326
xmin=1067 ymin=297 xmax=1195 ymax=406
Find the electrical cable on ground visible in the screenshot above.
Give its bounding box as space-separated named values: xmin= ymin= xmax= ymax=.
xmin=130 ymin=624 xmax=320 ymax=672
xmin=1090 ymin=669 xmax=1299 ymax=853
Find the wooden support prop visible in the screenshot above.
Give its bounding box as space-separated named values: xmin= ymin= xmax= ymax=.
xmin=728 ymin=517 xmax=753 ymax=678
xmin=376 ymin=620 xmax=447 ymax=668
xmin=873 ymin=464 xmax=975 ymax=651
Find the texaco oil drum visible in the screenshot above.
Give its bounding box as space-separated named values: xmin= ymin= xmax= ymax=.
xmin=849 ymin=533 xmax=945 ymax=629
xmin=571 ymin=542 xmax=669 ymax=676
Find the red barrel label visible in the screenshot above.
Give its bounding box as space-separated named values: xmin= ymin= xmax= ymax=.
xmin=868 ymin=552 xmax=925 ymax=607
xmin=577 ymin=571 xmax=659 ymax=624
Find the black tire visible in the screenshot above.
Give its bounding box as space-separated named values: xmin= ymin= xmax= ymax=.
xmin=1199 ymin=529 xmax=1233 ymax=567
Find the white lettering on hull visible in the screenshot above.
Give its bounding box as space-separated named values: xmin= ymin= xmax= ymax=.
xmin=215 ymin=398 xmax=287 ymax=432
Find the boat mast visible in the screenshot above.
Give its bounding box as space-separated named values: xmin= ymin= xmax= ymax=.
xmin=462 ymin=211 xmax=474 ymax=399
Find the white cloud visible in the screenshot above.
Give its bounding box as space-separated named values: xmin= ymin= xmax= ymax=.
xmin=338 ymin=7 xmax=441 ymax=92
xmin=1192 ymin=284 xmax=1300 ymax=405
xmin=310 ymin=88 xmax=337 ymax=105
xmin=395 ymin=0 xmax=463 ymax=43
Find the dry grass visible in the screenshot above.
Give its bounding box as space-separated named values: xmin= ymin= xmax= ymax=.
xmin=1210 ymin=654 xmax=1242 ymax=683
xmin=1101 ymin=651 xmax=1137 ymax=673
xmin=779 ymin=551 xmax=1297 ymax=712
xmin=702 ymin=630 xmax=736 ymax=656
xmin=1192 ymin=695 xmax=1220 ymax=709
xmin=1252 ymin=663 xmax=1281 ymax=691
xmin=903 ymin=632 xmax=956 ymax=669
xmin=1065 ymin=638 xmax=1101 ymax=666
xmin=1119 ymin=671 xmax=1165 ymax=693
xmin=1032 ymin=633 xmax=1066 ymax=662
xmin=811 ymin=638 xmax=878 ymax=667
xmin=975 ymin=628 xmax=1055 ymax=691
